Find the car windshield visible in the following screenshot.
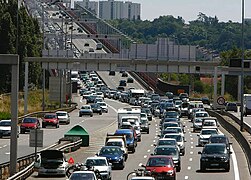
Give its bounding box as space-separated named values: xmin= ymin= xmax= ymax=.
xmin=210 ymin=137 xmax=227 ymax=144
xmin=106 ymin=141 xmax=122 ymax=147
xmin=196 ymin=113 xmax=208 ymax=117
xmin=85 ymin=159 xmax=107 ymax=166
xmin=203 ymin=145 xmax=227 ymax=154
xmin=201 ymin=130 xmax=218 ymax=135
xmin=44 ymin=114 xmax=57 ymax=119
xmin=98 ymin=103 xmax=106 ymax=106
xmin=163 ymin=123 xmax=179 ymax=128
xmin=165 ymin=128 xmax=182 ymax=133
xmin=141 ymin=114 xmax=147 ymax=118
xmin=155 ymin=147 xmax=178 ymax=156
xmin=0 ymin=121 xmax=11 ymax=126
xmin=158 ymin=140 xmax=176 ymax=146
xmin=147 ymin=157 xmax=171 ymax=167
xmin=100 ymin=147 xmax=122 ymax=155
xmin=56 ymin=113 xmax=67 ymax=116
xmin=165 ymin=111 xmax=178 ymax=117
xmin=23 ymin=118 xmax=36 ymax=123
xmin=204 ymin=121 xmax=216 ymax=126
xmin=141 ymin=119 xmax=148 ymax=125
xmin=194 ymin=119 xmax=202 ymax=123
xmin=164 ymin=134 xmax=182 ymax=142
xmin=69 ymin=172 xmax=95 ymax=180
xmin=81 ymin=106 xmax=90 ymax=109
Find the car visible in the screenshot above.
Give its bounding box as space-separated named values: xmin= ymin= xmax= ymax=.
xmin=84 ymin=42 xmax=90 ymax=47
xmin=119 ymin=80 xmax=127 ymax=87
xmin=94 ymin=97 xmax=104 ymax=103
xmin=96 ymin=146 xmax=125 ymax=169
xmin=192 ymin=118 xmax=203 ymax=132
xmin=117 ymin=86 xmax=125 ymax=91
xmin=89 ymin=47 xmax=95 ymax=52
xmin=96 ymin=43 xmax=103 ymax=50
xmin=79 ymin=105 xmax=93 ymax=117
xmin=105 ymin=138 xmax=128 ymax=161
xmin=208 ymin=134 xmax=232 ymax=151
xmin=198 ymin=143 xmax=232 ymax=172
xmin=56 ymin=111 xmax=70 ymax=124
xmin=68 ymin=171 xmax=98 ymax=180
xmin=20 ymin=117 xmax=40 ymax=134
xmin=114 ymin=129 xmax=137 ymax=153
xmin=84 ymin=156 xmax=112 ymax=180
xmin=97 ymin=102 xmax=108 ymax=113
xmin=121 ymin=72 xmax=128 ymax=77
xmin=141 ymin=108 xmax=152 ymax=121
xmin=127 ymin=77 xmax=134 ymax=83
xmin=42 ymin=113 xmax=59 ymax=128
xmin=0 ymin=120 xmax=19 ymax=138
xmin=140 ymin=113 xmax=149 ymax=134
xmin=153 ymin=145 xmax=181 ymax=172
xmin=90 ymin=103 xmax=103 ymax=115
xmin=197 ymin=128 xmax=219 ymax=147
xmin=163 ymin=133 xmax=186 ymax=155
xmin=142 ymin=155 xmax=176 ymax=180
xmin=86 ymin=95 xmax=97 ymax=104
xmin=225 ymin=102 xmax=238 ymax=112
xmin=109 ymin=71 xmax=115 ymax=76
xmin=192 ymin=111 xmax=209 ymax=122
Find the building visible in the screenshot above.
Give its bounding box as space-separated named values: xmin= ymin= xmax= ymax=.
xmin=76 ymin=0 xmax=141 ymax=20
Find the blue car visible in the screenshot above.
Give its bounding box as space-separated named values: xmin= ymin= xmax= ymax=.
xmin=97 ymin=146 xmax=125 ymax=169
xmin=114 ymin=129 xmax=137 ymax=153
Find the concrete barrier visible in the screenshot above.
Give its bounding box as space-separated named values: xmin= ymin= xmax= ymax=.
xmin=206 ymin=109 xmax=251 ymax=175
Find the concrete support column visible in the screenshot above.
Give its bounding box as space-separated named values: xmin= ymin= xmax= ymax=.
xmin=238 ymin=75 xmax=242 ymax=102
xmin=221 ymin=73 xmax=225 ymax=96
xmin=213 ymin=67 xmax=218 ymax=109
xmin=24 ymin=62 xmax=28 ymax=114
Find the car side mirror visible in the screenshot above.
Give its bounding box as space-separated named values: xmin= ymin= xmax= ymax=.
xmin=150 ymin=153 xmax=153 ymax=156
xmin=229 ymin=151 xmax=232 ymax=154
xmin=229 ymin=142 xmax=232 ymax=145
xmin=153 ymin=143 xmax=157 ymax=146
xmin=95 ymin=153 xmax=98 ymax=156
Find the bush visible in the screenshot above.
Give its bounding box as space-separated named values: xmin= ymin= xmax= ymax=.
xmin=0 ymin=112 xmax=11 ymax=120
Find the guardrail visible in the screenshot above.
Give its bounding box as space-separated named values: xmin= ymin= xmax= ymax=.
xmin=0 ymin=103 xmax=78 ymax=180
xmin=206 ymin=109 xmax=251 ymax=175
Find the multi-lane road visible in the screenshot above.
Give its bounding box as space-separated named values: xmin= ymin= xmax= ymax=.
xmin=23 ymin=72 xmax=249 ymax=180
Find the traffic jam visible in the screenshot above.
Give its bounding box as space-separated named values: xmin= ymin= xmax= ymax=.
xmin=46 ymin=70 xmax=231 ymax=180
xmin=2 ymin=71 xmax=234 ymax=180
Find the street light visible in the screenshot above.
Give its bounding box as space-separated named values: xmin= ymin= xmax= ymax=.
xmin=240 ymin=0 xmax=245 ymax=131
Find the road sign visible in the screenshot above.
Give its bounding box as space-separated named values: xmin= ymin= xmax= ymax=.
xmin=217 ymin=96 xmax=225 ymax=105
xmin=29 ymin=129 xmax=43 ymax=147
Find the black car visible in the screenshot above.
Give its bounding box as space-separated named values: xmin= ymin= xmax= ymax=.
xmin=225 ymin=102 xmax=238 ymax=112
xmin=90 ymin=103 xmax=102 ymax=115
xmin=119 ymin=80 xmax=127 ymax=87
xmin=142 ymin=108 xmax=153 ymax=121
xmin=86 ymin=95 xmax=97 ymax=104
xmin=109 ymin=71 xmax=115 ymax=76
xmin=208 ymin=134 xmax=232 ymax=151
xmin=127 ymin=77 xmax=134 ymax=83
xmin=121 ymin=72 xmax=128 ymax=77
xmin=198 ymin=143 xmax=232 ymax=172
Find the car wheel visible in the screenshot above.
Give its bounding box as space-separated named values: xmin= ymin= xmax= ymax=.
xmin=90 ymin=114 xmax=93 ymax=117
xmin=147 ymin=130 xmax=149 ymax=134
xmin=99 ymin=112 xmax=102 ymax=115
xmin=176 ymin=166 xmax=181 ymax=172
xmin=42 ymin=124 xmax=46 ymax=128
xmin=0 ymin=135 xmax=2 ymax=138
xmin=132 ymin=147 xmax=135 ymax=153
xmin=200 ymin=163 xmax=206 ymax=172
xmin=56 ymin=124 xmax=59 ymax=128
xmin=20 ymin=130 xmax=25 ymax=134
xmin=79 ymin=114 xmax=82 ymax=117
xmin=225 ymin=164 xmax=230 ymax=172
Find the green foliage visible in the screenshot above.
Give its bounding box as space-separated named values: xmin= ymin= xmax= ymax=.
xmin=0 ymin=2 xmax=42 ymax=93
xmin=0 ymin=112 xmax=11 ymax=120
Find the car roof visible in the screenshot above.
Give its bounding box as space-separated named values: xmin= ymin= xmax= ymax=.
xmin=204 ymin=143 xmax=226 ymax=147
xmin=86 ymin=156 xmax=107 ymax=160
xmin=115 ymin=129 xmax=133 ymax=133
xmin=56 ymin=111 xmax=67 ymax=113
xmin=155 ymin=145 xmax=177 ymax=149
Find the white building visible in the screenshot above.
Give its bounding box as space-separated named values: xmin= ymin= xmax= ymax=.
xmin=76 ymin=0 xmax=141 ymax=20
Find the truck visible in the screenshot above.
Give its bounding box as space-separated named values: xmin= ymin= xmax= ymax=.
xmin=117 ymin=107 xmax=141 ymax=128
xmin=34 ymin=149 xmax=69 ymax=176
xmin=105 ymin=134 xmax=128 ymax=160
xmin=244 ymin=94 xmax=251 ymax=116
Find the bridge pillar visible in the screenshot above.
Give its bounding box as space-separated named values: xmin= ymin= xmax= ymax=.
xmin=238 ymin=75 xmax=241 ymax=102
xmin=221 ymin=73 xmax=225 ymax=96
xmin=213 ymin=67 xmax=218 ymax=109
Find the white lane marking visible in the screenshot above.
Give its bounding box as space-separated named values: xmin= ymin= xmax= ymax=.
xmin=5 ymin=152 xmax=10 ymax=155
xmin=190 ymin=151 xmax=193 ymax=155
xmin=147 ymin=149 xmax=151 ymax=152
xmin=0 ymin=147 xmax=2 ymax=149
xmin=191 ymin=138 xmax=193 ymax=140
xmin=231 ymin=146 xmax=240 ymax=180
xmin=3 ymin=145 xmax=7 ymax=147
xmin=189 ymin=158 xmax=192 ymax=162
xmin=187 ymin=166 xmax=191 ymax=170
xmin=187 ymin=128 xmax=189 ymax=131
xmin=155 ymin=124 xmax=157 ymax=126
xmin=153 ymin=140 xmax=156 ymax=143
xmin=190 ymin=134 xmax=193 ymax=137
xmin=191 ymin=142 xmax=194 ymax=144
xmin=138 ymin=163 xmax=142 ymax=167
xmin=144 ymin=155 xmax=147 ymax=158
xmin=155 ymin=136 xmax=158 ymax=139
xmin=151 ymin=144 xmax=154 ymax=147
xmin=191 ymin=146 xmax=194 ymax=149
xmin=189 ymin=131 xmax=191 ymax=134
xmin=185 ymin=176 xmax=189 ymax=179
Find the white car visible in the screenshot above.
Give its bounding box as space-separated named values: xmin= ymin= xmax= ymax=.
xmin=197 ymin=128 xmax=219 ymax=146
xmin=97 ymin=102 xmax=108 ymax=113
xmin=56 ymin=111 xmax=70 ymax=124
xmin=163 ymin=133 xmax=185 ymax=155
xmin=84 ymin=157 xmax=112 ymax=180
xmin=0 ymin=120 xmax=19 ymax=138
xmin=68 ymin=171 xmax=97 ymax=180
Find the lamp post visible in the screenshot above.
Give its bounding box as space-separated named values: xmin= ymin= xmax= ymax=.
xmin=240 ymin=0 xmax=245 ymax=132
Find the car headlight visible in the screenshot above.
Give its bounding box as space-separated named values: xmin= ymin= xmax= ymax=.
xmin=167 ymin=170 xmax=174 ymax=175
xmin=201 ymin=158 xmax=209 ymax=161
xmin=173 ymin=160 xmax=179 ymax=164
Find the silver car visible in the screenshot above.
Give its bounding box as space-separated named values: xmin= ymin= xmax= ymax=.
xmin=56 ymin=111 xmax=70 ymax=124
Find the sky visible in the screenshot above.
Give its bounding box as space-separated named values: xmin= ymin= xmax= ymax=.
xmin=132 ymin=0 xmax=251 ymax=23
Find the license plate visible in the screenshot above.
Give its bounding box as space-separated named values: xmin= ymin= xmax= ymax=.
xmin=211 ymin=164 xmax=219 ymax=166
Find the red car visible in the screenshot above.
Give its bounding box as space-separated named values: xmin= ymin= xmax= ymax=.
xmin=42 ymin=113 xmax=59 ymax=128
xmin=143 ymin=155 xmax=176 ymax=180
xmin=20 ymin=117 xmax=40 ymax=134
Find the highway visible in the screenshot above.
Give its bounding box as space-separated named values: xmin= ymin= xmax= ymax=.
xmin=24 ymin=72 xmax=249 ymax=180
